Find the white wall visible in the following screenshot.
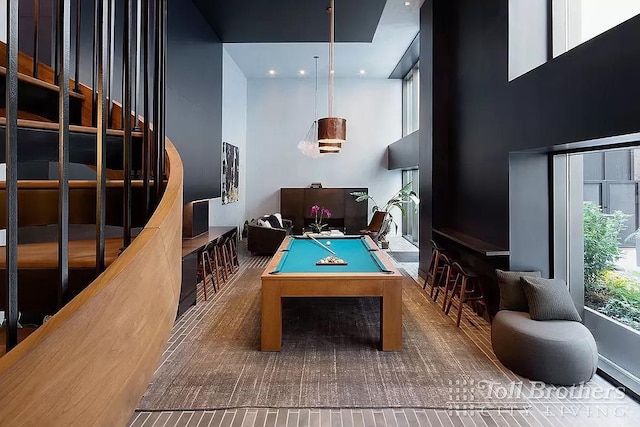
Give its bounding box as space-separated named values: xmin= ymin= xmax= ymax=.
xmin=209 ymin=48 xmax=248 ymax=231
xmin=245 ymin=77 xmax=403 ymax=234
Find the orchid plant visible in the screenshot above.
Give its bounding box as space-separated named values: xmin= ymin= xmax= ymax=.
xmin=310 ymin=205 xmax=332 ymax=233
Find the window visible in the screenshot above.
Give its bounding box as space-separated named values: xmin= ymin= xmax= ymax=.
xmin=554 ymin=0 xmax=640 ymax=56
xmin=402 ymin=169 xmax=419 ymax=247
xmin=508 ymin=0 xmax=640 ymax=79
xmin=553 ymin=143 xmax=640 ymax=396
xmin=402 ymin=62 xmax=419 ymax=137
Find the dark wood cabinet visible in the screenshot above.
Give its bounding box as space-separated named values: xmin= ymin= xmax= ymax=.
xmin=280 ymin=187 xmax=368 ymax=234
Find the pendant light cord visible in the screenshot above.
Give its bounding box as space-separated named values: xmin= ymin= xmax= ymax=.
xmin=314 ymin=55 xmax=319 ymax=127
xmin=328 ymin=0 xmax=335 ymax=118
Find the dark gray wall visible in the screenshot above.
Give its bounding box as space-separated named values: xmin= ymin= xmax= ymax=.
xmin=167 ymin=0 xmax=222 ymax=202
xmin=420 ymin=0 xmax=640 ymax=274
xmin=387 ymin=131 xmax=419 ymax=170
xmin=509 ymin=153 xmax=550 ymax=276
xmin=70 ymin=0 xmax=223 ymax=202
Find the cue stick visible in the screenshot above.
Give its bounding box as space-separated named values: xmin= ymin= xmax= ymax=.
xmin=303 ymin=232 xmax=337 ymax=255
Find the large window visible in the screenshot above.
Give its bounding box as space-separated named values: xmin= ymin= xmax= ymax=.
xmin=554 ymin=0 xmax=640 ymax=56
xmin=509 ymin=0 xmax=640 ymax=79
xmin=402 ymin=62 xmax=419 ymax=137
xmin=554 ymin=144 xmax=640 ymax=396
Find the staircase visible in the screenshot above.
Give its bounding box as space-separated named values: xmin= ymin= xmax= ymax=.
xmin=0 ymin=1 xmax=183 ymax=425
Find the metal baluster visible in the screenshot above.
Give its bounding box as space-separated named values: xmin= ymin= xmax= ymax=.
xmin=53 ymin=0 xmax=59 ymax=84
xmin=142 ymin=0 xmax=151 ymax=215
xmin=123 ymin=0 xmax=132 ymax=247
xmin=160 ymin=0 xmax=166 ymax=179
xmin=152 ymin=0 xmax=161 ymax=204
xmin=5 ymin=0 xmax=19 ymax=352
xmin=56 ymin=0 xmax=71 ymax=309
xmin=91 ymin=0 xmax=98 ymax=126
xmin=73 ymin=0 xmax=80 ymax=92
xmin=133 ymin=0 xmax=141 ymax=130
xmin=96 ymin=0 xmax=107 ymax=272
xmin=153 ymin=0 xmax=166 ymax=202
xmin=106 ymin=0 xmax=114 ymax=127
xmin=33 ymin=0 xmax=40 ymax=78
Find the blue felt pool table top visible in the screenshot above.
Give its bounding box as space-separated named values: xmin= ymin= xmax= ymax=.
xmin=269 ymin=235 xmax=395 ymax=274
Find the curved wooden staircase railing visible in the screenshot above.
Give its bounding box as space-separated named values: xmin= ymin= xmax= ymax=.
xmin=0 ymin=1 xmax=183 ymax=424
xmin=0 ymin=139 xmax=182 ymax=426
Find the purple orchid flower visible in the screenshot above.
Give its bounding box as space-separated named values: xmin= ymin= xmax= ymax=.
xmin=310 ymin=205 xmax=320 ymax=215
xmin=322 ymin=208 xmax=332 ymax=218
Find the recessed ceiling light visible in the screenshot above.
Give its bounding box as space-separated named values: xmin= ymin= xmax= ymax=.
xmin=359 ymin=69 xmax=367 ymax=75
xmin=268 ymin=69 xmax=276 ymax=76
xmin=299 ymin=70 xmax=306 ymax=76
xmin=404 ymin=1 xmax=411 ymax=6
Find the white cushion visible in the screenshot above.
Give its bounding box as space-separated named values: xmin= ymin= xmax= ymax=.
xmin=273 ymin=213 xmax=284 ymax=228
xmin=257 ymin=219 xmax=272 ymax=228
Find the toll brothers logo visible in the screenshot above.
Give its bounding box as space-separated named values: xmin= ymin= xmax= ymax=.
xmin=446 ymin=379 xmax=628 ymax=418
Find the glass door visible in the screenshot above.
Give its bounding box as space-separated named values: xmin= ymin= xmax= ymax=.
xmin=402 ymin=169 xmax=419 ymax=246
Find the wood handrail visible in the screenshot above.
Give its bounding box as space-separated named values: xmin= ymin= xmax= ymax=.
xmin=0 ymin=139 xmax=183 ymax=426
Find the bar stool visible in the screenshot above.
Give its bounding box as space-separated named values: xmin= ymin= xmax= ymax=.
xmin=225 ymin=232 xmax=240 ymax=271
xmin=198 ymin=242 xmax=217 ymax=300
xmin=219 ymin=236 xmax=234 ymax=277
xmin=432 ymin=254 xmax=457 ymax=309
xmin=208 ymin=240 xmax=227 ymax=287
xmin=424 ymin=239 xmax=446 ymax=298
xmin=445 ymin=262 xmax=487 ymax=327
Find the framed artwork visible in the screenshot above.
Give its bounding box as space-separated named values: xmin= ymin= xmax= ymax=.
xmin=222 ymin=142 xmax=239 ymax=205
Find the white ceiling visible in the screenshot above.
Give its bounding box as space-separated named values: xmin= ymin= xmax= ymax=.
xmin=224 ymin=0 xmax=420 ymax=79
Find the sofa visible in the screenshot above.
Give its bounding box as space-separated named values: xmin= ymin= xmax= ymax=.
xmin=247 ymin=217 xmax=293 ymax=255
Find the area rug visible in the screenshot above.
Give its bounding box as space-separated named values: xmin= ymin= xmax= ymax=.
xmin=387 ymin=251 xmax=419 ymax=263
xmin=138 ymin=267 xmax=528 ymax=410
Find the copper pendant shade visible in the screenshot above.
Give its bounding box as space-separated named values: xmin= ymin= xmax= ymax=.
xmin=318 ymin=117 xmax=346 ymax=153
xmin=318 ymin=0 xmax=346 ymax=154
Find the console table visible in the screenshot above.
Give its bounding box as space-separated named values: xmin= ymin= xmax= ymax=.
xmin=180 ymin=226 xmax=237 ymax=316
xmin=280 ymin=187 xmax=368 ymax=234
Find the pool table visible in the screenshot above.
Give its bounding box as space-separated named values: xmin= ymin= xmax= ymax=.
xmin=261 ymin=235 xmax=403 ymax=351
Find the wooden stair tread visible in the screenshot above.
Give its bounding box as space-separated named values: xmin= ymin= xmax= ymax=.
xmin=0 ymin=238 xmax=125 ymax=269
xmin=0 ymin=327 xmax=38 ymax=357
xmin=0 ymin=117 xmax=144 ymax=137
xmin=0 ymin=65 xmax=84 ymax=100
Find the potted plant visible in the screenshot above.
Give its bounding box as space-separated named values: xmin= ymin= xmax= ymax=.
xmin=350 ymin=183 xmax=419 ymax=248
xmin=309 ymin=205 xmax=332 ymax=233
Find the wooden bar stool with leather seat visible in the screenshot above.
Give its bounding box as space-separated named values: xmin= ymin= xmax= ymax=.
xmin=219 ymin=236 xmax=234 ymax=277
xmin=431 ymin=253 xmax=457 ymax=308
xmin=208 ymin=240 xmax=227 ymax=287
xmin=198 ymin=242 xmax=217 ymax=300
xmin=424 ymin=239 xmax=446 ymax=297
xmin=226 ymin=232 xmax=240 ymax=271
xmin=445 ymin=262 xmax=487 ymax=327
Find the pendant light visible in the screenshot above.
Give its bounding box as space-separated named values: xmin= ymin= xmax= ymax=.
xmin=318 ymin=0 xmax=346 ymax=154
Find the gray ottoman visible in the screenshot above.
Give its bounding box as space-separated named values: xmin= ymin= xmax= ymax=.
xmin=491 ymin=310 xmax=598 ymax=385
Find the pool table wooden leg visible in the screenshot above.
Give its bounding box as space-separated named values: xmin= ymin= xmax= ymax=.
xmin=261 ymin=283 xmax=282 ymax=351
xmin=381 ymin=280 xmax=402 ymax=351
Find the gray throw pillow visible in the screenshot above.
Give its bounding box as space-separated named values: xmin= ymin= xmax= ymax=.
xmin=496 ymin=270 xmax=542 ymax=312
xmin=520 ymin=277 xmax=582 ymax=321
